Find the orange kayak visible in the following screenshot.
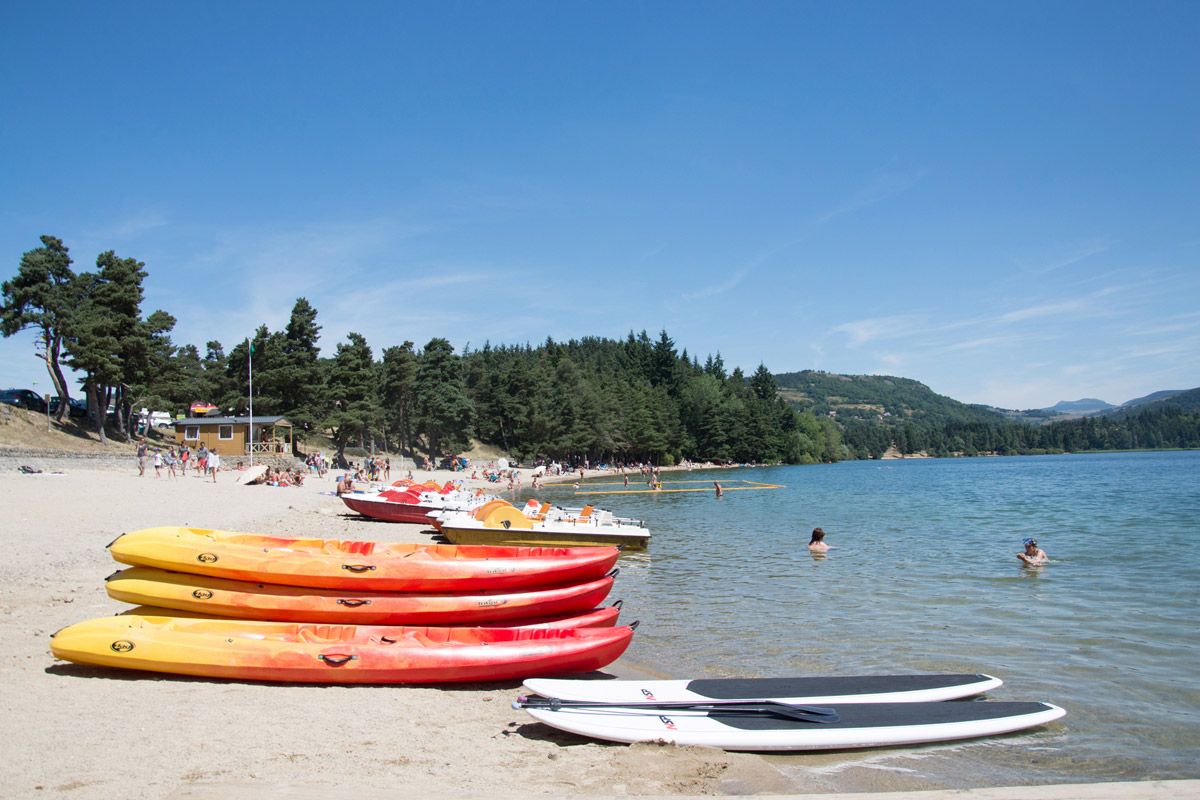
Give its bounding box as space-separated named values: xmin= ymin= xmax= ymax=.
xmin=121 ymin=604 xmax=624 ymax=629
xmin=108 ymin=527 xmax=620 ymax=592
xmin=105 ymin=566 xmax=617 ymax=624
xmin=50 ymin=615 xmax=634 ymax=683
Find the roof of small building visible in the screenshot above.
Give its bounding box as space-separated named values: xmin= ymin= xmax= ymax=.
xmin=173 ymin=415 xmax=291 ymax=427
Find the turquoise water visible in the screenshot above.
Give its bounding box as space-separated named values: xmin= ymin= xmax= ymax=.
xmin=542 ymin=451 xmax=1200 ymax=785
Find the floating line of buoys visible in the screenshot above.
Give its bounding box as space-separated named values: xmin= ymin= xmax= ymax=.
xmin=568 ymin=480 xmax=784 ymax=496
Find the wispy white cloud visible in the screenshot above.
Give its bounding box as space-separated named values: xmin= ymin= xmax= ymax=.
xmin=997 ymin=286 xmax=1121 ymax=323
xmin=681 ymin=267 xmax=750 ymax=302
xmin=1015 ymin=236 xmax=1118 ymax=275
xmin=832 ymin=314 xmax=926 ymax=347
xmin=812 ymin=169 xmax=926 ymax=227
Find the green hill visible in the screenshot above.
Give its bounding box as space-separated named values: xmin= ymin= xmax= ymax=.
xmin=774 ymin=370 xmax=1006 ymax=427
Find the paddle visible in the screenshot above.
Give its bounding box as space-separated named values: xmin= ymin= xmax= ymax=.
xmin=513 ymin=695 xmax=840 ymax=724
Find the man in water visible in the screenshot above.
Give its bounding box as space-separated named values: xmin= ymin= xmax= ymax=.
xmin=1017 ymin=537 xmax=1048 ymax=565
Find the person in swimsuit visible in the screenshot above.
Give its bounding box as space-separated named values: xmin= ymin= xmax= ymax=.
xmin=808 ymin=527 xmax=830 ymax=553
xmin=1017 ymin=537 xmax=1048 ymax=565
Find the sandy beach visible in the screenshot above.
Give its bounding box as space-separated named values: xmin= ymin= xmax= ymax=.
xmin=0 ymin=451 xmax=1192 ymax=800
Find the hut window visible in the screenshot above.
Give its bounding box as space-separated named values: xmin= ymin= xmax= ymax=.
xmin=184 ymin=426 xmax=199 ymax=441
xmin=218 ymin=425 xmax=233 ymax=440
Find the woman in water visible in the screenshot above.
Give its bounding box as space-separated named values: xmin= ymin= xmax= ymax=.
xmin=808 ymin=527 xmax=830 ymax=553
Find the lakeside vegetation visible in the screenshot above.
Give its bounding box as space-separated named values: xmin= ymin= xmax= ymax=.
xmin=4 ymin=235 xmax=1197 ymax=462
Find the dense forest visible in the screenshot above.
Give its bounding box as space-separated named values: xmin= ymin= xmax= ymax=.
xmin=4 ymin=235 xmax=1197 ymax=463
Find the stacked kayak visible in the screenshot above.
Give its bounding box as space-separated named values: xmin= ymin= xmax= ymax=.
xmin=51 ymin=525 xmax=634 ymax=683
xmin=108 ymin=526 xmax=620 ymax=591
xmin=105 ymin=565 xmax=618 ymax=625
xmin=51 ymin=614 xmax=632 ymax=684
xmin=515 ymin=675 xmax=1065 ymax=751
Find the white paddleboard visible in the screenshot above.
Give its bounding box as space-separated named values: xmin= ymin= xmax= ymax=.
xmin=518 ymin=700 xmax=1065 ymax=751
xmin=523 ymin=673 xmax=1003 ymax=705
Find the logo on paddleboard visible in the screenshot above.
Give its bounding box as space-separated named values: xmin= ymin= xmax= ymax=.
xmin=476 ymin=599 xmax=506 ymax=607
xmin=197 ymin=552 xmax=218 ymax=564
xmin=640 ymin=688 xmax=658 ymax=701
xmin=191 ymin=589 xmax=213 ymax=600
xmin=110 ymin=640 xmax=135 ymax=653
xmin=658 ymin=715 xmax=676 ymax=730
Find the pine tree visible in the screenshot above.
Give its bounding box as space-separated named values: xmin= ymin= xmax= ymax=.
xmin=62 ymin=251 xmax=147 ymax=441
xmin=412 ymin=338 xmax=474 ymax=463
xmin=1 ymin=235 xmax=78 ymax=420
xmin=325 ymin=332 xmax=380 ymax=466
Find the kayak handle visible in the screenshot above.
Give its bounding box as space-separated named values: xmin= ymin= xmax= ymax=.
xmin=318 ymin=654 xmax=357 ymax=666
xmin=629 ymin=620 xmax=640 ymax=630
xmin=612 ymin=599 xmax=624 ymax=610
xmin=606 ymin=568 xmax=620 ymax=579
xmin=337 ymin=599 xmax=372 ymax=607
xmin=341 ymin=564 xmax=376 ymax=573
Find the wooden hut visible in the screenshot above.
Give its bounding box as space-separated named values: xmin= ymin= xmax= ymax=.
xmin=172 ymin=415 xmax=294 ymax=458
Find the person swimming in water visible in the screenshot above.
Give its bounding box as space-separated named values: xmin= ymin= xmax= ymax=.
xmin=808 ymin=527 xmax=829 ymax=553
xmin=1017 ymin=537 xmax=1048 ymax=565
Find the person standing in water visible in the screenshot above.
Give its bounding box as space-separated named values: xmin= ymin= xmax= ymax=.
xmin=808 ymin=527 xmax=830 ymax=553
xmin=714 ymin=481 xmax=723 ymax=497
xmin=1017 ymin=537 xmax=1048 ymax=565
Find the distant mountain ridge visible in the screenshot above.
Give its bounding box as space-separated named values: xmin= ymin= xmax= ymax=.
xmin=772 ymin=369 xmax=1199 ymax=458
xmin=1043 ymin=398 xmax=1116 ymax=415
xmin=774 ymin=369 xmax=1197 ymax=427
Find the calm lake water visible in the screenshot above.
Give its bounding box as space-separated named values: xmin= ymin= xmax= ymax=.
xmin=539 ymin=451 xmax=1200 ymax=786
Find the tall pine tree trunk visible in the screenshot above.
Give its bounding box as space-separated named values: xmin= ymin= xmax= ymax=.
xmin=43 ymin=332 xmax=70 ymax=422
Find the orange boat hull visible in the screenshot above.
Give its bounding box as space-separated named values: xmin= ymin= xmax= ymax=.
xmin=108 ymin=527 xmax=620 ymax=592
xmin=106 ymin=566 xmax=617 ymax=624
xmin=51 ymin=615 xmax=634 ymax=683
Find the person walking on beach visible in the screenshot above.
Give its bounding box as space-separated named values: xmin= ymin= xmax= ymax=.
xmin=197 ymin=444 xmax=208 ymax=477
xmin=207 ymin=449 xmax=220 ymax=482
xmin=1017 ymin=537 xmax=1048 ymax=565
xmin=136 ymin=438 xmax=148 ymax=476
xmin=179 ymin=445 xmax=190 ymax=476
xmin=164 ymin=448 xmax=177 ymax=479
xmin=808 ymin=527 xmax=830 ymax=554
xmin=152 ymin=449 xmax=163 ymax=478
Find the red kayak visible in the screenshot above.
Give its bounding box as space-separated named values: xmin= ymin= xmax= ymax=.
xmin=109 ymin=527 xmax=621 ymax=592
xmin=51 ymin=615 xmax=635 ymax=683
xmin=121 ymin=603 xmax=624 ymax=629
xmin=106 ymin=565 xmax=618 ymax=624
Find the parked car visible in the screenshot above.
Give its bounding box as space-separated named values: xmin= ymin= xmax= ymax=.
xmin=48 ymin=396 xmax=89 ymax=419
xmin=0 ymin=388 xmax=48 ymax=413
xmin=149 ymin=411 xmax=174 ymax=429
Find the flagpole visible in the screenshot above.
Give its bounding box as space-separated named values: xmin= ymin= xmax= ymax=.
xmin=248 ymin=338 xmax=254 ymax=468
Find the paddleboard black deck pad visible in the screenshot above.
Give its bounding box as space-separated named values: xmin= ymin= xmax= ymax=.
xmin=517 ymin=699 xmax=1066 ymax=751
xmin=522 ymin=673 xmax=1003 ymax=705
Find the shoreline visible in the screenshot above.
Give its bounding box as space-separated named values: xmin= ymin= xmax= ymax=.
xmin=0 ymin=454 xmax=1189 ymax=798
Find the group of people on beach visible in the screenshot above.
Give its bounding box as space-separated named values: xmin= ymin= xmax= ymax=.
xmin=136 ymin=438 xmax=219 ymax=481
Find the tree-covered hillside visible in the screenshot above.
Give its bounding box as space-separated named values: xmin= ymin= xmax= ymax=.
xmin=775 ymin=369 xmax=1200 ymax=458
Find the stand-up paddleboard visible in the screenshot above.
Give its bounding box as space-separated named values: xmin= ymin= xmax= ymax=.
xmin=236 ymin=465 xmax=269 ymax=485
xmin=515 ymin=698 xmax=1065 ymax=751
xmin=523 ymin=673 xmax=1002 ymax=705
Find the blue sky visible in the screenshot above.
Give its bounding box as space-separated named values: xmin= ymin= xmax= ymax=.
xmin=2 ymin=2 xmax=1197 ymax=409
